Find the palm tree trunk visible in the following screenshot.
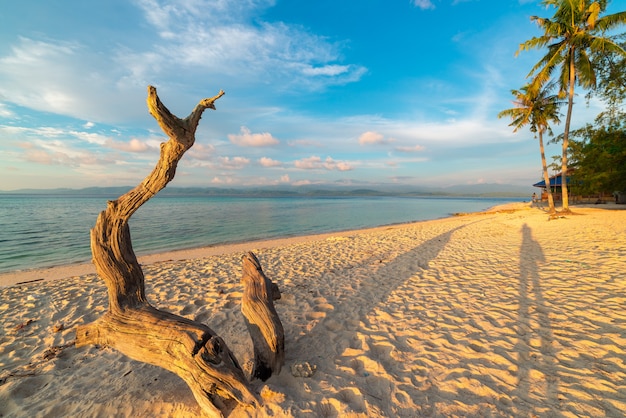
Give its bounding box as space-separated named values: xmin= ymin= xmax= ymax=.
xmin=560 ymin=48 xmax=575 ymax=214
xmin=538 ymin=129 xmax=556 ymax=214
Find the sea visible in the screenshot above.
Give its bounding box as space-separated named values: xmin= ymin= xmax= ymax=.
xmin=0 ymin=194 xmax=522 ymax=274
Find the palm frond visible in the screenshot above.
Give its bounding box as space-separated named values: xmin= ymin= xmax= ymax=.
xmin=595 ymin=10 xmax=626 ymax=32
xmin=517 ymin=35 xmax=552 ymax=56
xmin=589 ymin=37 xmax=626 ymax=57
xmin=558 ymin=56 xmax=570 ymax=93
xmin=529 ymin=42 xmax=567 ymax=83
xmin=498 ymin=83 xmax=563 ymax=135
xmin=575 ymin=49 xmax=596 ymax=89
xmin=586 ymin=1 xmax=601 ymax=29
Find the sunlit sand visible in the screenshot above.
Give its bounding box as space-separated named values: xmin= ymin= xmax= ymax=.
xmin=1 ymin=203 xmax=625 ymax=417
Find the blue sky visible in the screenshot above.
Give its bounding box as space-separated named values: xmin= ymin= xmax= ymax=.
xmin=0 ymin=0 xmax=619 ymax=191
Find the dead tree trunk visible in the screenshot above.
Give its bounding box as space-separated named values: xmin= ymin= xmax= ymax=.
xmin=74 ymin=86 xmax=275 ymax=417
xmin=241 ymin=252 xmax=285 ymax=381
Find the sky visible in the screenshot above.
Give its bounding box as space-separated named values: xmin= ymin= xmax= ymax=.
xmin=0 ymin=0 xmax=621 ymax=191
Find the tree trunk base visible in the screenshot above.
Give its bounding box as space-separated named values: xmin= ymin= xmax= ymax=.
xmin=76 ymin=303 xmax=259 ymax=417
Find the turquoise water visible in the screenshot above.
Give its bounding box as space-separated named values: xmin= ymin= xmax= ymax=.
xmin=0 ymin=194 xmax=519 ymax=274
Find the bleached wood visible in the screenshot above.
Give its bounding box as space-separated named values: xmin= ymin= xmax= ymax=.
xmin=75 ymin=86 xmax=261 ymax=417
xmin=241 ymin=252 xmax=285 ymax=381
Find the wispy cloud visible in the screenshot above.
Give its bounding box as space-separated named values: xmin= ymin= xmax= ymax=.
xmin=132 ymin=0 xmax=367 ymax=90
xmin=0 ymin=1 xmax=366 ymax=127
xmin=413 ymin=0 xmax=435 ymax=10
xmin=395 ymin=145 xmax=425 ymax=153
xmin=0 ymin=37 xmax=146 ymax=123
xmin=0 ymin=103 xmax=16 ymax=118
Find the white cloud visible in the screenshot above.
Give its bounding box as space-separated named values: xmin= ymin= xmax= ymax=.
xmin=1 ymin=125 xmax=67 ymax=138
xmin=70 ymin=131 xmax=109 ymax=145
xmin=217 ymin=156 xmax=250 ymax=169
xmin=293 ymin=156 xmax=319 ymax=170
xmin=18 ymin=142 xmax=76 ymax=166
xmin=185 ymin=143 xmax=216 ymax=161
xmin=359 ymin=117 xmax=515 ymax=147
xmin=333 ymin=161 xmax=353 ymax=171
xmin=16 ymin=141 xmax=115 ymax=167
xmin=413 ymin=0 xmax=435 ymax=10
xmin=228 ymin=126 xmax=279 ymax=147
xmin=0 ymin=38 xmax=81 ymax=114
xmin=301 ymin=65 xmax=351 ymax=77
xmin=0 ymin=103 xmax=16 ymax=118
xmin=0 ymin=1 xmax=367 ymax=130
xmin=358 ymin=131 xmax=395 ymax=145
xmin=294 ymin=156 xmax=353 ymax=171
xmin=259 ymin=157 xmax=282 ymax=167
xmin=0 ymin=37 xmax=146 ymax=123
xmin=211 ymin=176 xmax=236 ymax=184
xmin=1 ymin=126 xmax=122 ymax=153
xmin=133 ymin=0 xmax=367 ymax=89
xmin=104 ymin=138 xmax=154 ymax=153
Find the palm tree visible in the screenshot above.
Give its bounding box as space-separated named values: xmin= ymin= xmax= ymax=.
xmin=499 ymin=83 xmax=562 ymax=215
xmin=518 ymin=0 xmax=626 ymax=213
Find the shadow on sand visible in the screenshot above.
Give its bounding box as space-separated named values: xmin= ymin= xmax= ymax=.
xmin=515 ymin=223 xmax=560 ymax=415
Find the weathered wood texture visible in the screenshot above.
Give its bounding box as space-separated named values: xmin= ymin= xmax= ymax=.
xmin=241 ymin=252 xmax=285 ymax=381
xmin=74 ymin=86 xmax=266 ymax=417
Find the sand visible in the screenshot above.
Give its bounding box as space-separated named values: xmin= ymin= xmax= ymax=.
xmin=1 ymin=202 xmax=625 ymax=417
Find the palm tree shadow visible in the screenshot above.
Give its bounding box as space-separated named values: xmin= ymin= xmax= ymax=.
xmin=515 ymin=223 xmax=560 ymax=414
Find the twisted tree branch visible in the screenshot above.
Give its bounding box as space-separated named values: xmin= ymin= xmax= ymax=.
xmin=75 ymin=87 xmax=269 ymax=417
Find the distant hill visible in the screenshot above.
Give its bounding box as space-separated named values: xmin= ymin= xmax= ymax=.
xmin=1 ymin=183 xmax=532 ymax=198
xmin=440 ymin=183 xmax=533 ymax=198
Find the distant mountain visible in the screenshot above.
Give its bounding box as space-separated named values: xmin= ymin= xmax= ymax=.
xmin=440 ymin=183 xmax=534 ymax=198
xmin=1 ymin=183 xmax=532 ymax=198
xmin=0 ymin=186 xmax=133 ymax=197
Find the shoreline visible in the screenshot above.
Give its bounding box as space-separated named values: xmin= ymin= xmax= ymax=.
xmin=5 ymin=200 xmax=624 ymax=288
xmin=0 ymin=201 xmax=530 ymax=288
xmin=2 ymin=200 xmax=623 ymax=288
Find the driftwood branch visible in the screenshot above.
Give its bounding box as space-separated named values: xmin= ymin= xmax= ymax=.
xmin=241 ymin=252 xmax=285 ymax=381
xmin=74 ymin=86 xmax=273 ymax=417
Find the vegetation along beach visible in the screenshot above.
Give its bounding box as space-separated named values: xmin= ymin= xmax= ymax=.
xmin=2 ymin=0 xmax=626 ymax=417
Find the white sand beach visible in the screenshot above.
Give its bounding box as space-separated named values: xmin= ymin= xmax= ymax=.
xmin=1 ymin=203 xmax=625 ymax=417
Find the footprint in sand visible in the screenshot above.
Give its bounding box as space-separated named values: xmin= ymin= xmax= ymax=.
xmin=337 ymin=387 xmax=367 ymax=413
xmin=305 ymin=311 xmax=326 ymax=320
xmin=305 ymin=297 xmax=335 ymax=320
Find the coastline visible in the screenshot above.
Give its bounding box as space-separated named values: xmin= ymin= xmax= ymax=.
xmin=2 ymin=202 xmax=625 ymax=417
xmin=0 ymin=201 xmax=528 ymax=288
